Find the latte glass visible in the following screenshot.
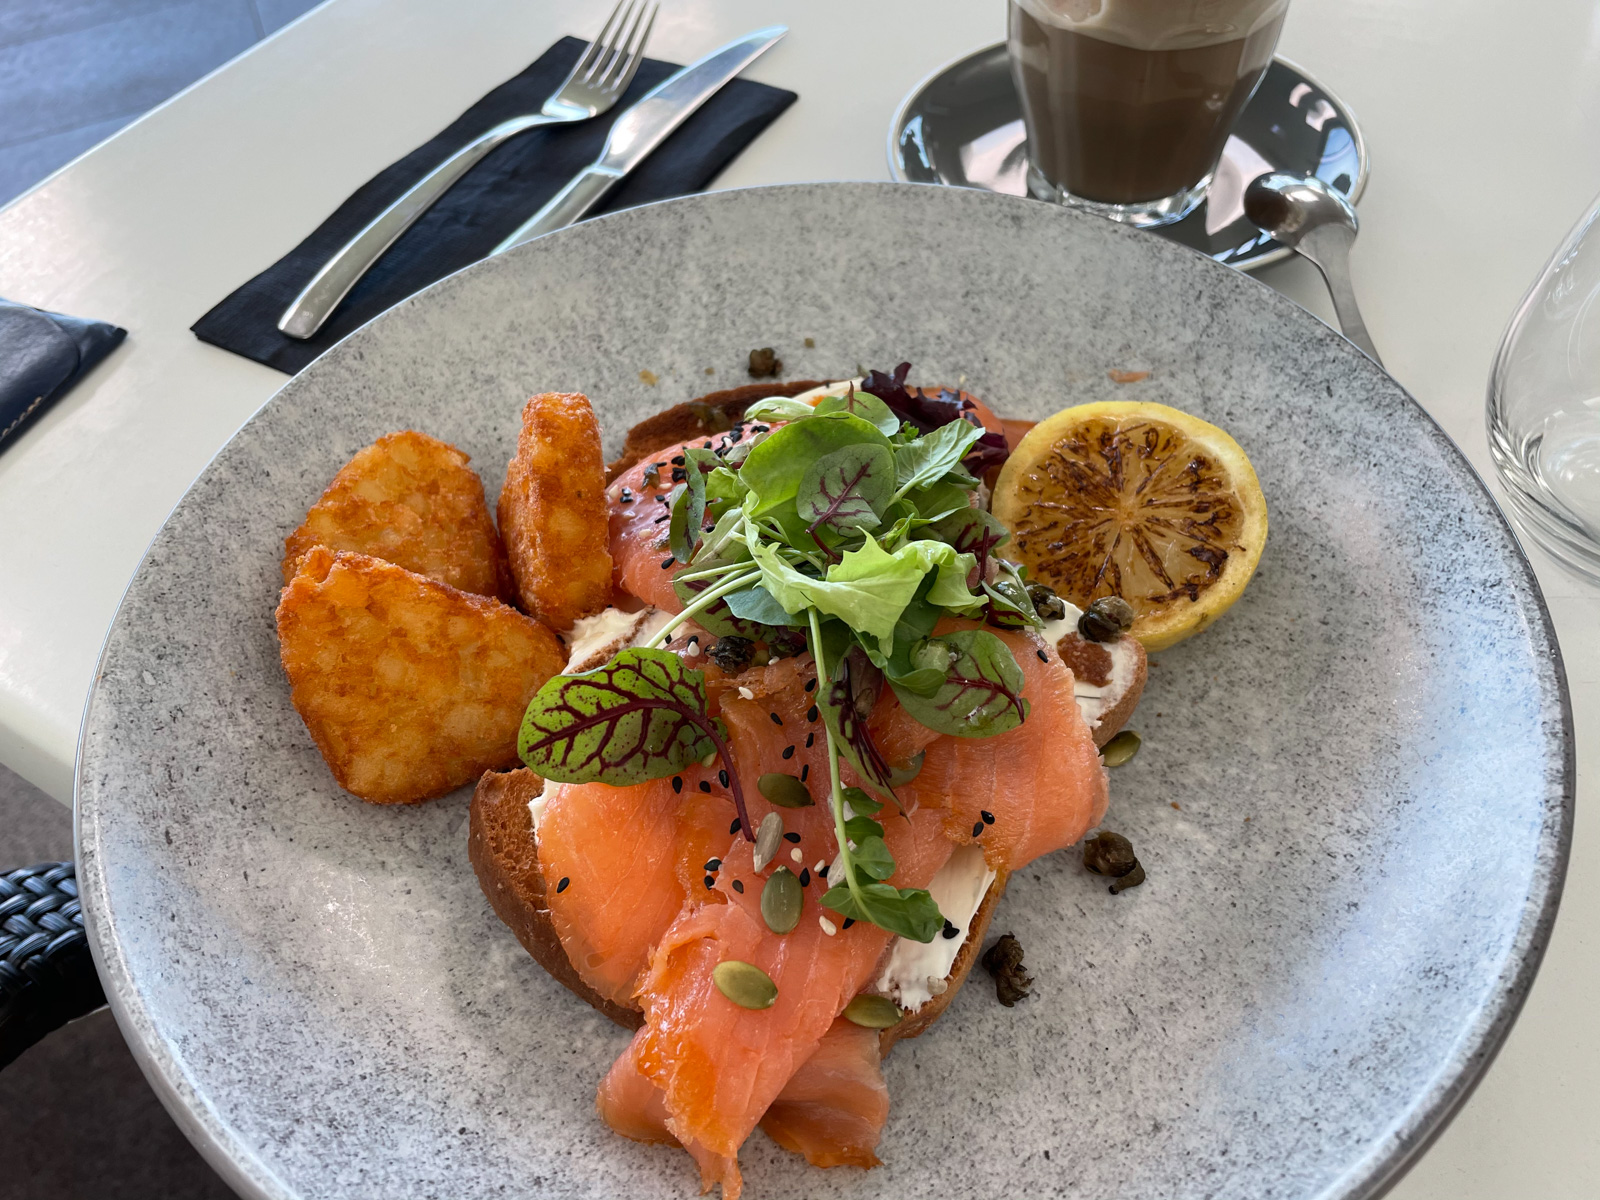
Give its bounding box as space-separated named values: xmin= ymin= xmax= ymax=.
xmin=1008 ymin=0 xmax=1290 ymax=227
xmin=1488 ymin=190 xmax=1600 ymax=584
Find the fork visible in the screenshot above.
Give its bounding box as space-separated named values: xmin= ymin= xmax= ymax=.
xmin=278 ymin=0 xmax=658 ymax=340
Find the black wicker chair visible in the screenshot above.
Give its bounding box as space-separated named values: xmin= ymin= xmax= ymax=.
xmin=0 ymin=862 xmax=105 ymax=1068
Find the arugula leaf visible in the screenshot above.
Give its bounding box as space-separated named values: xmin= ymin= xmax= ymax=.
xmin=813 ymin=388 xmax=901 ymax=436
xmin=739 ymin=413 xmax=891 ymax=517
xmin=821 ymin=881 xmax=943 ymax=942
xmin=798 ymin=444 xmax=894 ymax=541
xmin=743 ymin=395 xmax=818 ymax=424
xmin=519 ymin=649 xmax=751 ymax=836
xmin=893 ymin=419 xmax=987 ymax=495
xmin=889 ymin=628 xmax=1030 ymax=738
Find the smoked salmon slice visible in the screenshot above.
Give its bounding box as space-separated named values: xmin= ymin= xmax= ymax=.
xmin=597 ymin=660 xmax=954 ymax=1198
xmin=758 ymin=1019 xmax=890 ymax=1169
xmin=903 ymin=623 xmax=1109 ymax=870
xmin=538 ymin=770 xmax=730 ymax=1010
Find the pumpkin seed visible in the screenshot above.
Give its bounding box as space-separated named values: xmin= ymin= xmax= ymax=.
xmin=761 ymin=867 xmax=802 ymax=933
xmin=841 ymin=993 xmax=902 ymax=1028
xmin=752 ymin=812 xmax=784 ymax=872
xmin=1100 ymin=729 xmax=1141 ymax=767
xmin=758 ymin=773 xmax=814 ymax=809
xmin=712 ymin=959 xmax=777 ymax=1009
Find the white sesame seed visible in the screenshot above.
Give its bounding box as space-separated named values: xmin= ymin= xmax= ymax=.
xmin=813 ymin=860 xmax=825 ymax=873
xmin=738 ymin=686 xmax=754 ymax=700
xmin=790 ymin=847 xmax=803 ymax=863
xmin=686 ymin=642 xmax=700 ymax=656
xmin=819 ymin=916 xmax=838 ymax=936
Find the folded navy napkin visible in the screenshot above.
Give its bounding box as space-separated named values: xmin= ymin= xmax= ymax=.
xmin=193 ymin=36 xmax=798 ymax=376
xmin=0 ymin=300 xmax=126 ymax=455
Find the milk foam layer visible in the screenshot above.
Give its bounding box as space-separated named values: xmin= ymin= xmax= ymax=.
xmin=1013 ymin=0 xmax=1288 ymax=51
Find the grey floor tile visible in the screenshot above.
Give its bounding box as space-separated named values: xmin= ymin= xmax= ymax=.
xmin=253 ymin=0 xmax=325 ymax=37
xmin=2 ymin=1010 xmax=239 ymax=1199
xmin=0 ymin=113 xmax=133 ymax=207
xmin=0 ymin=0 xmax=258 ymax=145
xmin=0 ymin=0 xmax=182 ymax=51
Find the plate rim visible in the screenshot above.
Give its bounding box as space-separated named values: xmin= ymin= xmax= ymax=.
xmin=73 ymin=180 xmax=1572 ymax=1200
xmin=885 ymin=42 xmax=1371 ymax=272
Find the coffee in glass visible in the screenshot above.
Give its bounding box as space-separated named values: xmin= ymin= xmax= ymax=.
xmin=1009 ymin=0 xmax=1289 ymax=226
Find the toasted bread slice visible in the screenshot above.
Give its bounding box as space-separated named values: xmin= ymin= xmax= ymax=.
xmin=277 ymin=548 xmax=565 ymax=804
xmin=282 ymin=431 xmax=514 ymax=601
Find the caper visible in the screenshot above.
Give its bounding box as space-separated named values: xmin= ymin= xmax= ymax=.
xmin=1082 ymin=830 xmax=1138 ymax=877
xmin=752 ymin=811 xmax=784 ymax=872
xmin=712 ymin=960 xmax=778 ymax=1009
xmin=841 ymin=993 xmax=903 ymax=1028
xmin=1108 ymin=860 xmax=1147 ymax=895
xmin=707 ymin=635 xmax=755 ymax=672
xmin=1100 ymin=729 xmax=1141 ymax=767
xmin=1026 ymin=583 xmax=1067 ymax=622
xmin=1078 ymin=596 xmax=1136 ymax=642
xmin=761 ymin=867 xmax=803 ymax=933
xmin=758 ymin=773 xmax=814 ymax=808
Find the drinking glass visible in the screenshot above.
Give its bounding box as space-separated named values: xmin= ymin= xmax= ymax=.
xmin=1487 ymin=191 xmax=1600 ymax=583
xmin=1008 ymin=0 xmax=1290 ymax=227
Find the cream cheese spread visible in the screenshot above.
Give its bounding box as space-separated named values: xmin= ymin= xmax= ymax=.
xmin=876 ymin=844 xmax=997 ymax=1012
xmin=1041 ymin=604 xmax=1139 ymax=727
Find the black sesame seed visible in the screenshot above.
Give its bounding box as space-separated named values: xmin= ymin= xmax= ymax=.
xmin=972 ymin=821 xmax=985 ymax=837
xmin=702 ymin=441 xmax=713 ymax=450
xmin=782 ymin=745 xmax=795 ymax=760
xmin=556 ymin=877 xmax=570 ymax=893
xmin=671 ymin=455 xmax=686 ymax=466
xmin=805 ymin=733 xmax=815 ymax=748
xmin=704 ymin=858 xmax=721 ymax=872
xmin=804 ymin=678 xmax=816 ymax=693
xmin=800 ymin=764 xmax=810 ymax=781
xmin=806 ymin=705 xmax=819 ymax=722
xmin=718 ymin=768 xmax=729 ymax=787
xmin=731 ymin=879 xmax=745 ymax=893
xmin=672 ymin=776 xmax=683 ymax=793
xmin=620 ymin=488 xmax=634 ymax=504
xmin=799 ymin=868 xmax=811 ymax=886
xmin=730 ymin=819 xmax=742 ymax=835
xmin=981 ymin=810 xmax=996 ymax=825
xmin=688 ymin=635 xmax=699 ymax=646
xmin=699 ymin=781 xmax=712 ymax=793
xmin=818 ymin=863 xmax=829 ymax=877
xmin=661 ymin=556 xmax=675 ymax=569
xmin=653 ymin=514 xmax=669 ymax=524
xmin=841 ymin=918 xmax=856 ymax=929
xmin=753 ymin=425 xmax=770 ymax=433
xmin=770 ymin=712 xmax=783 ymax=725
xmin=703 ymin=875 xmax=716 ymax=890
xmin=941 ymin=919 xmax=960 ymax=940
xmin=783 ymin=831 xmax=802 ymax=844
xmin=670 ymin=466 xmax=687 ymax=483
xmin=1036 ymin=649 xmax=1048 ymax=662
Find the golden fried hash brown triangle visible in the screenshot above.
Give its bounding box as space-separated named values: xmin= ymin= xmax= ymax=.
xmin=277 ymin=548 xmax=563 ymax=804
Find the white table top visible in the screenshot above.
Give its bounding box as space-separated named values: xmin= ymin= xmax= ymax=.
xmin=0 ymin=0 xmax=1594 ymax=1193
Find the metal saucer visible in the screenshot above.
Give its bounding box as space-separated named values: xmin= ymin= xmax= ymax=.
xmin=889 ymin=44 xmax=1367 ymax=271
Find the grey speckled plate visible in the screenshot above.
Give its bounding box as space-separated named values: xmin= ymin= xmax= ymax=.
xmin=77 ymin=183 xmax=1571 ymax=1200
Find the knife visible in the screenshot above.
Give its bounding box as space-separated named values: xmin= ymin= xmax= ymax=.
xmin=490 ymin=26 xmax=787 ymax=255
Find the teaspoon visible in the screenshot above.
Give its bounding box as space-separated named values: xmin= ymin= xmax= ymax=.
xmin=1244 ymin=173 xmax=1382 ymax=365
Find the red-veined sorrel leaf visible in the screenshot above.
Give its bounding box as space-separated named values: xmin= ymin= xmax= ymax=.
xmin=888 ymin=628 xmax=1029 ymax=738
xmin=518 ymin=648 xmax=752 ymax=837
xmin=798 ymin=443 xmax=893 ymax=554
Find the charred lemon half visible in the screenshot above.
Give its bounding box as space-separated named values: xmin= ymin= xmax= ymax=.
xmin=992 ymin=401 xmax=1267 ymax=651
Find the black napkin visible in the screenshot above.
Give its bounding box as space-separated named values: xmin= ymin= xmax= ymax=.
xmin=193 ymin=36 xmax=797 ymax=376
xmin=0 ymin=300 xmax=126 ymax=455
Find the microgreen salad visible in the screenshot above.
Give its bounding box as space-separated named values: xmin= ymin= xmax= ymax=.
xmin=517 ymin=366 xmax=1047 ymax=944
